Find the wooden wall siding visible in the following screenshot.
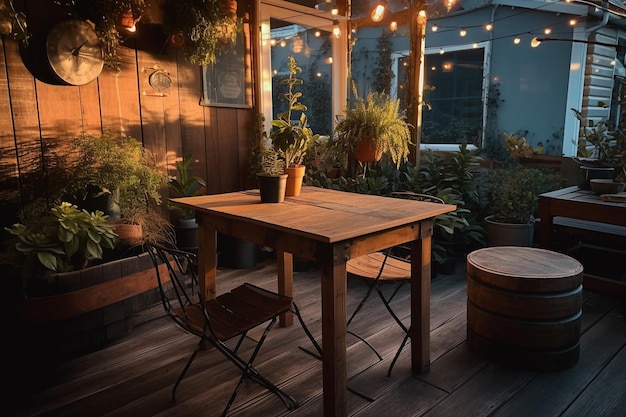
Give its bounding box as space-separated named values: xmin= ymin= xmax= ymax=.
xmin=0 ymin=1 xmax=256 ymax=225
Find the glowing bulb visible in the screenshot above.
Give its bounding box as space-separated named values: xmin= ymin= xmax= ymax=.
xmin=331 ymin=7 xmax=338 ymax=15
xmin=531 ymin=37 xmax=542 ymax=48
xmin=485 ymin=22 xmax=493 ymax=31
xmin=371 ymin=1 xmax=387 ymax=23
xmin=390 ymin=21 xmax=397 ymax=32
xmin=280 ymin=40 xmax=287 ymax=47
xmin=333 ymin=20 xmax=341 ymax=38
xmin=544 ymin=27 xmax=552 ymax=35
xmin=459 ymin=28 xmax=467 ymax=37
xmin=569 ymin=19 xmax=577 ymax=26
xmin=270 ymin=39 xmax=276 ymax=46
xmin=314 ymin=30 xmax=321 ymax=37
xmin=431 ymin=24 xmax=438 ymax=32
xmin=514 ymin=37 xmax=521 ymax=44
xmin=439 ymin=48 xmax=444 ymax=55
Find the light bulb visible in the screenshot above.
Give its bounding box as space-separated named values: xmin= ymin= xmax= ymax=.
xmin=333 ymin=20 xmax=341 ymax=38
xmin=389 ymin=21 xmax=397 ymax=32
xmin=459 ymin=28 xmax=467 ymax=37
xmin=531 ymin=37 xmax=542 ymax=48
xmin=371 ymin=1 xmax=387 ymax=23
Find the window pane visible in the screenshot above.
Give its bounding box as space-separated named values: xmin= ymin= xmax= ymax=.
xmin=399 ymin=48 xmax=485 ymax=145
xmin=270 ymin=20 xmax=334 ymax=136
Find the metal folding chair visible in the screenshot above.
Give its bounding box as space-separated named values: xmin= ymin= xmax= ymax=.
xmin=147 ymin=243 xmax=316 ymax=416
xmin=346 ymin=192 xmax=445 ymax=377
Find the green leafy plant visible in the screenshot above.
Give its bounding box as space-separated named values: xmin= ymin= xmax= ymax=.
xmin=503 ymin=131 xmax=543 ymax=159
xmin=485 ymin=166 xmax=561 ymax=224
xmin=168 ymin=154 xmax=206 ymax=219
xmin=81 ymin=0 xmax=146 ymax=70
xmin=4 ymin=202 xmax=117 ymax=278
xmin=67 ymin=133 xmax=167 ymax=214
xmin=572 ymin=107 xmax=626 ymax=180
xmin=162 ymin=0 xmax=242 ymax=66
xmin=270 ymin=56 xmax=319 ymax=168
xmin=332 ymin=81 xmax=412 ymax=168
xmin=0 ymin=0 xmax=30 ymax=46
xmin=258 ymin=147 xmax=285 ymax=176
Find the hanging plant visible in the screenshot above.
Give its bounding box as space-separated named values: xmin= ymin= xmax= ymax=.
xmin=162 ymin=0 xmax=242 ymax=66
xmin=0 ymin=0 xmax=31 ymax=46
xmin=77 ymin=0 xmax=146 ymax=70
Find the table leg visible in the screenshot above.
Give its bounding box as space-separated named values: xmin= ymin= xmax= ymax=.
xmin=321 ymin=247 xmax=348 ymax=416
xmin=537 ymin=195 xmax=553 ymax=249
xmin=277 ymin=250 xmax=294 ymax=327
xmin=197 ymin=216 xmax=217 ymax=301
xmin=411 ymin=227 xmax=431 ymax=374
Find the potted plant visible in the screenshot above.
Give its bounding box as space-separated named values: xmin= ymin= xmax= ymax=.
xmin=162 ymin=0 xmax=242 ymax=66
xmin=3 ymin=202 xmax=117 ymax=291
xmin=65 ymin=133 xmax=168 ymax=247
xmin=0 ymin=0 xmax=30 ymax=46
xmin=257 ymin=145 xmax=287 ymax=203
xmin=168 ymin=154 xmax=206 ymax=250
xmin=76 ymin=0 xmax=146 ymax=70
xmin=332 ymin=81 xmax=413 ymax=168
xmin=270 ymin=55 xmax=319 ymax=197
xmin=483 ymin=165 xmax=561 ymax=246
xmin=571 ymin=107 xmax=626 ymax=186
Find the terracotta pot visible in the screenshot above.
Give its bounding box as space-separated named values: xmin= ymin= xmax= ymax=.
xmin=111 ymin=222 xmax=143 ymax=247
xmin=117 ymin=10 xmax=135 ymax=30
xmin=354 ymin=138 xmax=382 ymax=163
xmin=284 ymin=165 xmax=306 ymax=197
xmin=169 ymin=32 xmax=185 ymax=49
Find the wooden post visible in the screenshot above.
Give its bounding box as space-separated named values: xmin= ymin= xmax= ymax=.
xmin=408 ymin=0 xmax=426 ymax=168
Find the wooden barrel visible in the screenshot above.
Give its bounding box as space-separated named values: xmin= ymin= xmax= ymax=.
xmin=466 ymin=246 xmax=584 ymax=371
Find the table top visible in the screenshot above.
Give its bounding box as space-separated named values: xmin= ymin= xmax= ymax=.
xmin=171 ymin=187 xmax=455 ymax=244
xmin=540 ymin=186 xmax=626 ymax=208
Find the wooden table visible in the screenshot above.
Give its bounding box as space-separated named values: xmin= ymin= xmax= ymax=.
xmin=537 ymin=186 xmax=626 ymax=296
xmin=171 ymin=187 xmax=455 ymax=416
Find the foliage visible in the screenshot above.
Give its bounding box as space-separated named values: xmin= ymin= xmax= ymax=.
xmin=572 ymin=108 xmax=626 ymax=180
xmin=332 ymin=81 xmax=412 ymax=169
xmin=4 ymin=202 xmax=117 ymax=278
xmin=162 ymin=0 xmax=242 ymax=66
xmin=258 ymin=147 xmax=285 ymax=176
xmin=306 ymin=144 xmax=486 ymax=264
xmin=373 ymin=30 xmax=394 ymax=94
xmin=0 ymin=0 xmax=30 ymax=46
xmin=270 ymin=56 xmax=319 ymax=168
xmin=66 ymin=133 xmax=167 ymax=215
xmin=168 ymin=154 xmax=206 ymax=219
xmin=82 ymin=0 xmax=146 ymax=70
xmin=484 ymin=165 xmax=562 ymax=224
xmin=503 ymin=131 xmax=543 ymax=159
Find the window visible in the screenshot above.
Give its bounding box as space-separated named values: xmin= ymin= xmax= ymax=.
xmin=396 ymin=43 xmax=489 ymax=149
xmin=260 ymin=1 xmax=347 ymax=137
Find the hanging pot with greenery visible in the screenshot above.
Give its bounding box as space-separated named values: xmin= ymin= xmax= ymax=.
xmin=76 ymin=0 xmax=146 ymax=70
xmin=162 ymin=0 xmax=242 ymax=66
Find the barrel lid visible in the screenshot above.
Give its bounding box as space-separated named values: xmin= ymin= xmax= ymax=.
xmin=467 ymin=247 xmax=583 ymax=292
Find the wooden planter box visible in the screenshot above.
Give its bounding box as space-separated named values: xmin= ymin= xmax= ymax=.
xmin=1 ymin=252 xmax=169 ymax=359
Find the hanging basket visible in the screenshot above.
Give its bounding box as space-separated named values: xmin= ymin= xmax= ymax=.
xmin=354 ymin=137 xmax=382 ymax=163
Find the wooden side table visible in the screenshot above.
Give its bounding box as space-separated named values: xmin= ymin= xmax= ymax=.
xmin=467 ymin=247 xmax=583 ymax=371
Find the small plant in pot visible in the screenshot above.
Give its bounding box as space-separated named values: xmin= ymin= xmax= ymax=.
xmin=483 ymin=165 xmax=561 ymax=246
xmin=257 ymin=146 xmax=287 ymax=203
xmin=270 ymin=55 xmax=319 ymax=197
xmin=331 ymin=81 xmax=412 ymax=169
xmin=168 ymin=154 xmax=206 ymax=250
xmin=64 ymin=133 xmax=169 ymax=248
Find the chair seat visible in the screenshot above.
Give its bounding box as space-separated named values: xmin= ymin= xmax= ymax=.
xmin=347 ymin=252 xmax=411 ymax=281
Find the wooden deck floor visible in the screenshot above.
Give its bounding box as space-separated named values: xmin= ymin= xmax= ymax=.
xmin=6 ymin=258 xmax=626 ymax=417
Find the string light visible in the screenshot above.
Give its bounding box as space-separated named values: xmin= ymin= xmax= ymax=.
xmin=544 ymin=27 xmax=552 ymax=35
xmin=333 ymin=20 xmax=341 ymax=38
xmin=513 ymin=37 xmax=521 ymax=44
xmin=371 ymin=1 xmax=387 ymax=23
xmin=431 ymin=24 xmax=438 ymax=32
xmin=484 ymin=22 xmax=493 ymax=31
xmin=459 ymin=28 xmax=467 ymax=37
xmin=390 ymin=21 xmax=397 ymax=32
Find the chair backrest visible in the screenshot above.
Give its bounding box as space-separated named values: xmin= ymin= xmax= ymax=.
xmin=147 ymin=244 xmax=207 ymax=338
